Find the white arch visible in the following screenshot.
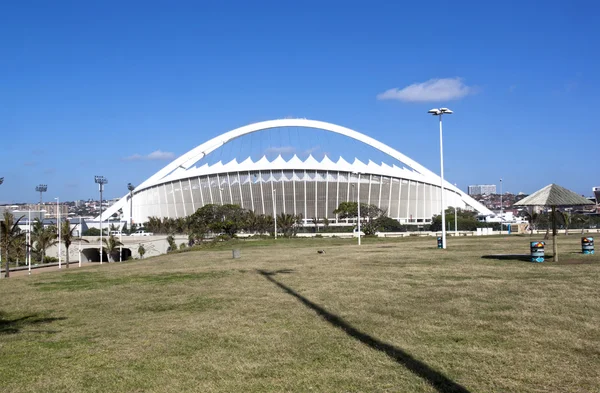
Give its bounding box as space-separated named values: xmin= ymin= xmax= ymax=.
xmin=100 ymin=119 xmax=492 ymax=220
xmin=138 ymin=118 xmax=438 ymax=190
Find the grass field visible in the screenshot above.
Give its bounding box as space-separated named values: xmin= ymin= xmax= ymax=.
xmin=1 ymin=235 xmax=599 ymax=392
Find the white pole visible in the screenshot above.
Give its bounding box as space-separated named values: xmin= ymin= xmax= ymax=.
xmin=57 ymin=197 xmax=61 ymax=268
xmin=28 ymin=210 xmax=31 ymax=275
xmin=99 ymin=184 xmax=103 ymax=264
xmin=79 ymin=216 xmax=82 ymax=268
xmin=357 ymin=174 xmax=361 ymax=246
xmin=119 ymin=227 xmax=122 ymax=262
xmin=273 ymin=188 xmax=277 ymax=239
xmin=439 ymin=115 xmax=447 ymax=249
xmin=499 ymin=178 xmax=503 ymax=235
xmin=454 ymin=205 xmax=458 ymax=234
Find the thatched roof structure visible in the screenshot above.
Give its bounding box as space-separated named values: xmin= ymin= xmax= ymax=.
xmin=514 ymin=184 xmax=593 ymax=207
xmin=514 ymin=184 xmax=593 ymax=262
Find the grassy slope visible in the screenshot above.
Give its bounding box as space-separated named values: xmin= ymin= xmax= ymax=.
xmin=1 ymin=235 xmax=599 ymax=392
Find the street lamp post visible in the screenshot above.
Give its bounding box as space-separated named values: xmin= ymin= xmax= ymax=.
xmin=454 ymin=183 xmax=458 ymax=234
xmin=351 ymin=173 xmax=362 ymax=246
xmin=36 ymin=184 xmax=47 ymax=219
xmin=55 ymin=197 xmax=61 ymax=268
xmin=428 ymin=108 xmax=453 ymax=249
xmin=499 ymin=178 xmax=503 ymax=234
xmin=127 ymin=183 xmax=135 ymax=233
xmin=272 ymin=188 xmax=277 ymax=240
xmin=79 ymin=216 xmax=82 ymax=268
xmin=95 ymin=176 xmax=108 ymax=264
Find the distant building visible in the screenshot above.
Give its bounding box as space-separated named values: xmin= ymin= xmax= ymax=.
xmin=594 ymin=187 xmax=600 ymax=213
xmin=468 ymin=184 xmax=497 ymax=195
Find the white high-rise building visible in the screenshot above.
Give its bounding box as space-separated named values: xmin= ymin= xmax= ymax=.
xmin=468 ymin=184 xmax=497 ymax=195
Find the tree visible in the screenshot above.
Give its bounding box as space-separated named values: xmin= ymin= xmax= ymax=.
xmin=311 ymin=217 xmax=320 ymax=233
xmin=82 ymin=227 xmax=101 ymax=236
xmin=61 ymin=220 xmax=89 ymax=268
xmin=334 ymin=202 xmax=383 ymax=235
xmin=0 ymin=212 xmax=26 ymax=278
xmin=376 ymin=216 xmax=406 ymax=232
xmin=31 ymin=219 xmax=58 ymax=263
xmin=277 ymin=213 xmax=303 ymax=237
xmin=166 ymin=235 xmax=176 ymax=252
xmin=100 ymin=235 xmax=123 ymax=262
xmin=138 ymin=244 xmax=146 ymax=259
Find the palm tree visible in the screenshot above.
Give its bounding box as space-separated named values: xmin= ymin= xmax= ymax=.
xmin=61 ymin=220 xmax=89 ymax=268
xmin=100 ymin=234 xmax=123 ymax=262
xmin=0 ymin=212 xmax=26 ymax=278
xmin=31 ymin=219 xmax=58 ymax=263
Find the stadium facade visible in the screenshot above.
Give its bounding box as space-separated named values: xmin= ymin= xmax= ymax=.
xmin=101 ymin=119 xmax=493 ymax=225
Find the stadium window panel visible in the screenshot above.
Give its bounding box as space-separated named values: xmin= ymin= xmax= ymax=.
xmin=380 ymin=177 xmax=391 ymax=214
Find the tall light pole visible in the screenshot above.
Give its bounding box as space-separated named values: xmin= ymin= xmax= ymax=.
xmin=428 ymin=107 xmax=453 ymax=249
xmin=127 ymin=183 xmax=135 ymax=233
xmin=36 ymin=184 xmax=47 ymax=219
xmin=272 ymin=188 xmax=277 ymax=240
xmin=95 ymin=176 xmax=108 ymax=264
xmin=499 ymin=178 xmax=503 ymax=234
xmin=79 ymin=216 xmax=82 ymax=267
xmin=55 ymin=197 xmax=61 ymax=268
xmin=352 ymin=173 xmax=362 ymax=246
xmin=28 ymin=209 xmax=32 ymax=275
xmin=454 ymin=183 xmax=458 ymax=234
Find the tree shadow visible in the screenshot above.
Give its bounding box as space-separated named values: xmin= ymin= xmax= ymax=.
xmin=0 ymin=311 xmax=66 ymax=335
xmin=481 ymin=254 xmax=532 ymax=262
xmin=257 ymin=269 xmax=470 ymax=393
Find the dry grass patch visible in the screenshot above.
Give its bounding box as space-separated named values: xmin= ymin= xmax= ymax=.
xmin=1 ymin=234 xmax=599 ymax=392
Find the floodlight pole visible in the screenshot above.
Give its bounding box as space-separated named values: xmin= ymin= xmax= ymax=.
xmin=499 ymin=178 xmax=503 ymax=234
xmin=79 ymin=216 xmax=82 ymax=267
xmin=357 ymin=177 xmax=361 ymax=246
xmin=428 ymin=108 xmax=453 ymax=249
xmin=454 ymin=183 xmax=458 ymax=234
xmin=56 ymin=197 xmax=61 ymax=268
xmin=128 ymin=183 xmax=135 ymax=233
xmin=28 ymin=209 xmax=31 ymax=275
xmin=273 ymin=188 xmax=277 ymax=239
xmin=352 ymin=173 xmax=362 ymax=246
xmin=36 ymin=184 xmax=48 ymax=216
xmin=95 ymin=176 xmax=108 ymax=264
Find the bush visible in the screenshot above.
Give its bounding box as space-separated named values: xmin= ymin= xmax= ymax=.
xmin=83 ymin=228 xmax=101 ymax=236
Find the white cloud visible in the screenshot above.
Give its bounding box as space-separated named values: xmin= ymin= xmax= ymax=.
xmin=304 ymin=146 xmax=320 ymax=155
xmin=124 ymin=150 xmax=175 ymax=161
xmin=265 ymin=146 xmax=296 ymax=155
xmin=377 ymin=77 xmax=475 ymax=102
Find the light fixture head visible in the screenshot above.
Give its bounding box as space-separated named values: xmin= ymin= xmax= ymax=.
xmin=95 ymin=176 xmax=108 ymax=185
xmin=428 ymin=109 xmax=441 ymax=115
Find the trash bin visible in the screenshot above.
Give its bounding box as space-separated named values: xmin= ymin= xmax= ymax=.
xmin=232 ymin=249 xmax=241 ymax=259
xmin=437 ymin=237 xmax=443 ymax=249
xmin=582 ymin=237 xmax=594 ymax=255
xmin=530 ymin=241 xmax=545 ymax=262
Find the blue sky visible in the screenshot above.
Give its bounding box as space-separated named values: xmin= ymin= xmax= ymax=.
xmin=1 ymin=0 xmax=598 ymax=203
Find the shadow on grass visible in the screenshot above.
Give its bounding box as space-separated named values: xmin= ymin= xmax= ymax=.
xmin=481 ymin=254 xmax=533 ymax=262
xmin=257 ymin=269 xmax=470 ymax=393
xmin=0 ymin=311 xmax=66 ymax=335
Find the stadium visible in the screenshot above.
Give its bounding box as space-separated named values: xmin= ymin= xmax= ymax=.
xmin=101 ymin=119 xmax=492 ymax=226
